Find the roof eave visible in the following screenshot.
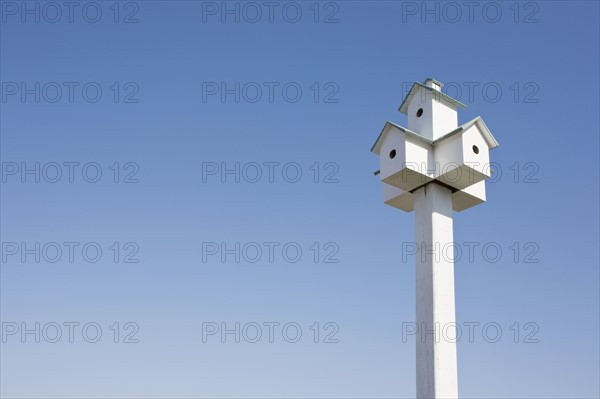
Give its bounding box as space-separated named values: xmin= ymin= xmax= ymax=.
xmin=371 ymin=122 xmax=396 ymax=154
xmin=432 ymin=116 xmax=499 ymax=149
xmin=398 ymin=83 xmax=418 ymax=114
xmin=398 ymin=83 xmax=467 ymax=114
xmin=475 ymin=118 xmax=499 ymax=149
xmin=371 ymin=122 xmax=432 ymax=154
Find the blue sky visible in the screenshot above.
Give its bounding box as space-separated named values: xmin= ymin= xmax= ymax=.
xmin=1 ymin=1 xmax=599 ymax=398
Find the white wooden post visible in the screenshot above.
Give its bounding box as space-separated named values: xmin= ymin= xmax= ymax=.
xmin=414 ymin=183 xmax=458 ymax=399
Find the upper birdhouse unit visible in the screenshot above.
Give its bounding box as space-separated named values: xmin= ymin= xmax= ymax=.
xmin=372 ymin=78 xmax=499 ymax=212
xmin=400 ymin=78 xmax=464 ymax=141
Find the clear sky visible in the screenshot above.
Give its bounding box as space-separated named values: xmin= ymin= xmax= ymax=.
xmin=1 ymin=1 xmax=599 ymax=398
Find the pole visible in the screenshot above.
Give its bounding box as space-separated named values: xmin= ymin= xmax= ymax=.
xmin=414 ymin=183 xmax=458 ymax=398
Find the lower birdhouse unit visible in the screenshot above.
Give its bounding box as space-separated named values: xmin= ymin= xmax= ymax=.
xmin=383 ymin=180 xmax=486 ymax=213
xmin=383 ymin=184 xmax=413 ymax=212
xmin=450 ymin=180 xmax=486 ymax=212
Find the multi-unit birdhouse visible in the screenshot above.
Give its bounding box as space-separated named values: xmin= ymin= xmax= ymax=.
xmin=372 ymin=78 xmax=499 ymax=212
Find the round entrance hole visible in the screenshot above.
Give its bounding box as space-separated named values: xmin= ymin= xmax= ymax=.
xmin=416 ymin=108 xmax=423 ymax=117
xmin=389 ymin=149 xmax=397 ymax=159
xmin=472 ymin=145 xmax=480 ymax=154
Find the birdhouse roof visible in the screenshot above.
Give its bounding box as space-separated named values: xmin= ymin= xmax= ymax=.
xmin=433 ymin=116 xmax=499 ymax=149
xmin=398 ymin=80 xmax=467 ymax=114
xmin=370 ymin=121 xmax=431 ymax=154
xmin=371 ymin=116 xmax=499 ymax=155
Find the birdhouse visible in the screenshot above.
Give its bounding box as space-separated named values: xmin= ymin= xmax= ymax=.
xmin=372 ymin=78 xmax=499 ymax=212
xmin=433 ymin=116 xmax=499 ymax=190
xmin=371 ymin=122 xmax=433 ymax=192
xmin=372 ymin=78 xmax=467 ymax=192
xmin=400 ymin=78 xmax=465 ymax=141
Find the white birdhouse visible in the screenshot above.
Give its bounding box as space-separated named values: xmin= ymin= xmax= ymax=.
xmin=372 ymin=78 xmax=499 ymax=212
xmin=371 ymin=122 xmax=433 ymax=192
xmin=433 ymin=116 xmax=499 ymax=190
xmin=400 ymin=78 xmax=464 ymax=141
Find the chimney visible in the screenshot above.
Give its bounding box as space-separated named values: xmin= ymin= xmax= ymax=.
xmin=424 ymin=78 xmax=443 ymax=91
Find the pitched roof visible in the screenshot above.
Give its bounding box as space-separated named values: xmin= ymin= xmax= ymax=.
xmin=398 ymin=81 xmax=467 ymax=114
xmin=371 ymin=116 xmax=499 ymax=155
xmin=370 ymin=121 xmax=432 ymax=155
xmin=432 ymin=116 xmax=499 ymax=149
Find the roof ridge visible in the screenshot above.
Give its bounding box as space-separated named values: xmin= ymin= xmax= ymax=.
xmin=398 ymin=82 xmax=467 ymax=114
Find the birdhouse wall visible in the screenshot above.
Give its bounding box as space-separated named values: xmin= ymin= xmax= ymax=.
xmin=433 ymin=125 xmax=492 ymax=190
xmin=406 ymin=137 xmax=433 ymax=177
xmin=406 ymin=87 xmax=459 ymax=140
xmin=461 ymin=124 xmax=491 ymax=179
xmin=407 ymin=89 xmax=434 ymax=138
xmin=434 ymin=133 xmax=464 ymax=175
xmin=379 ymin=128 xmax=407 ymax=181
xmin=381 ymin=133 xmax=433 ymax=191
xmin=431 ymin=101 xmax=459 ymax=140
